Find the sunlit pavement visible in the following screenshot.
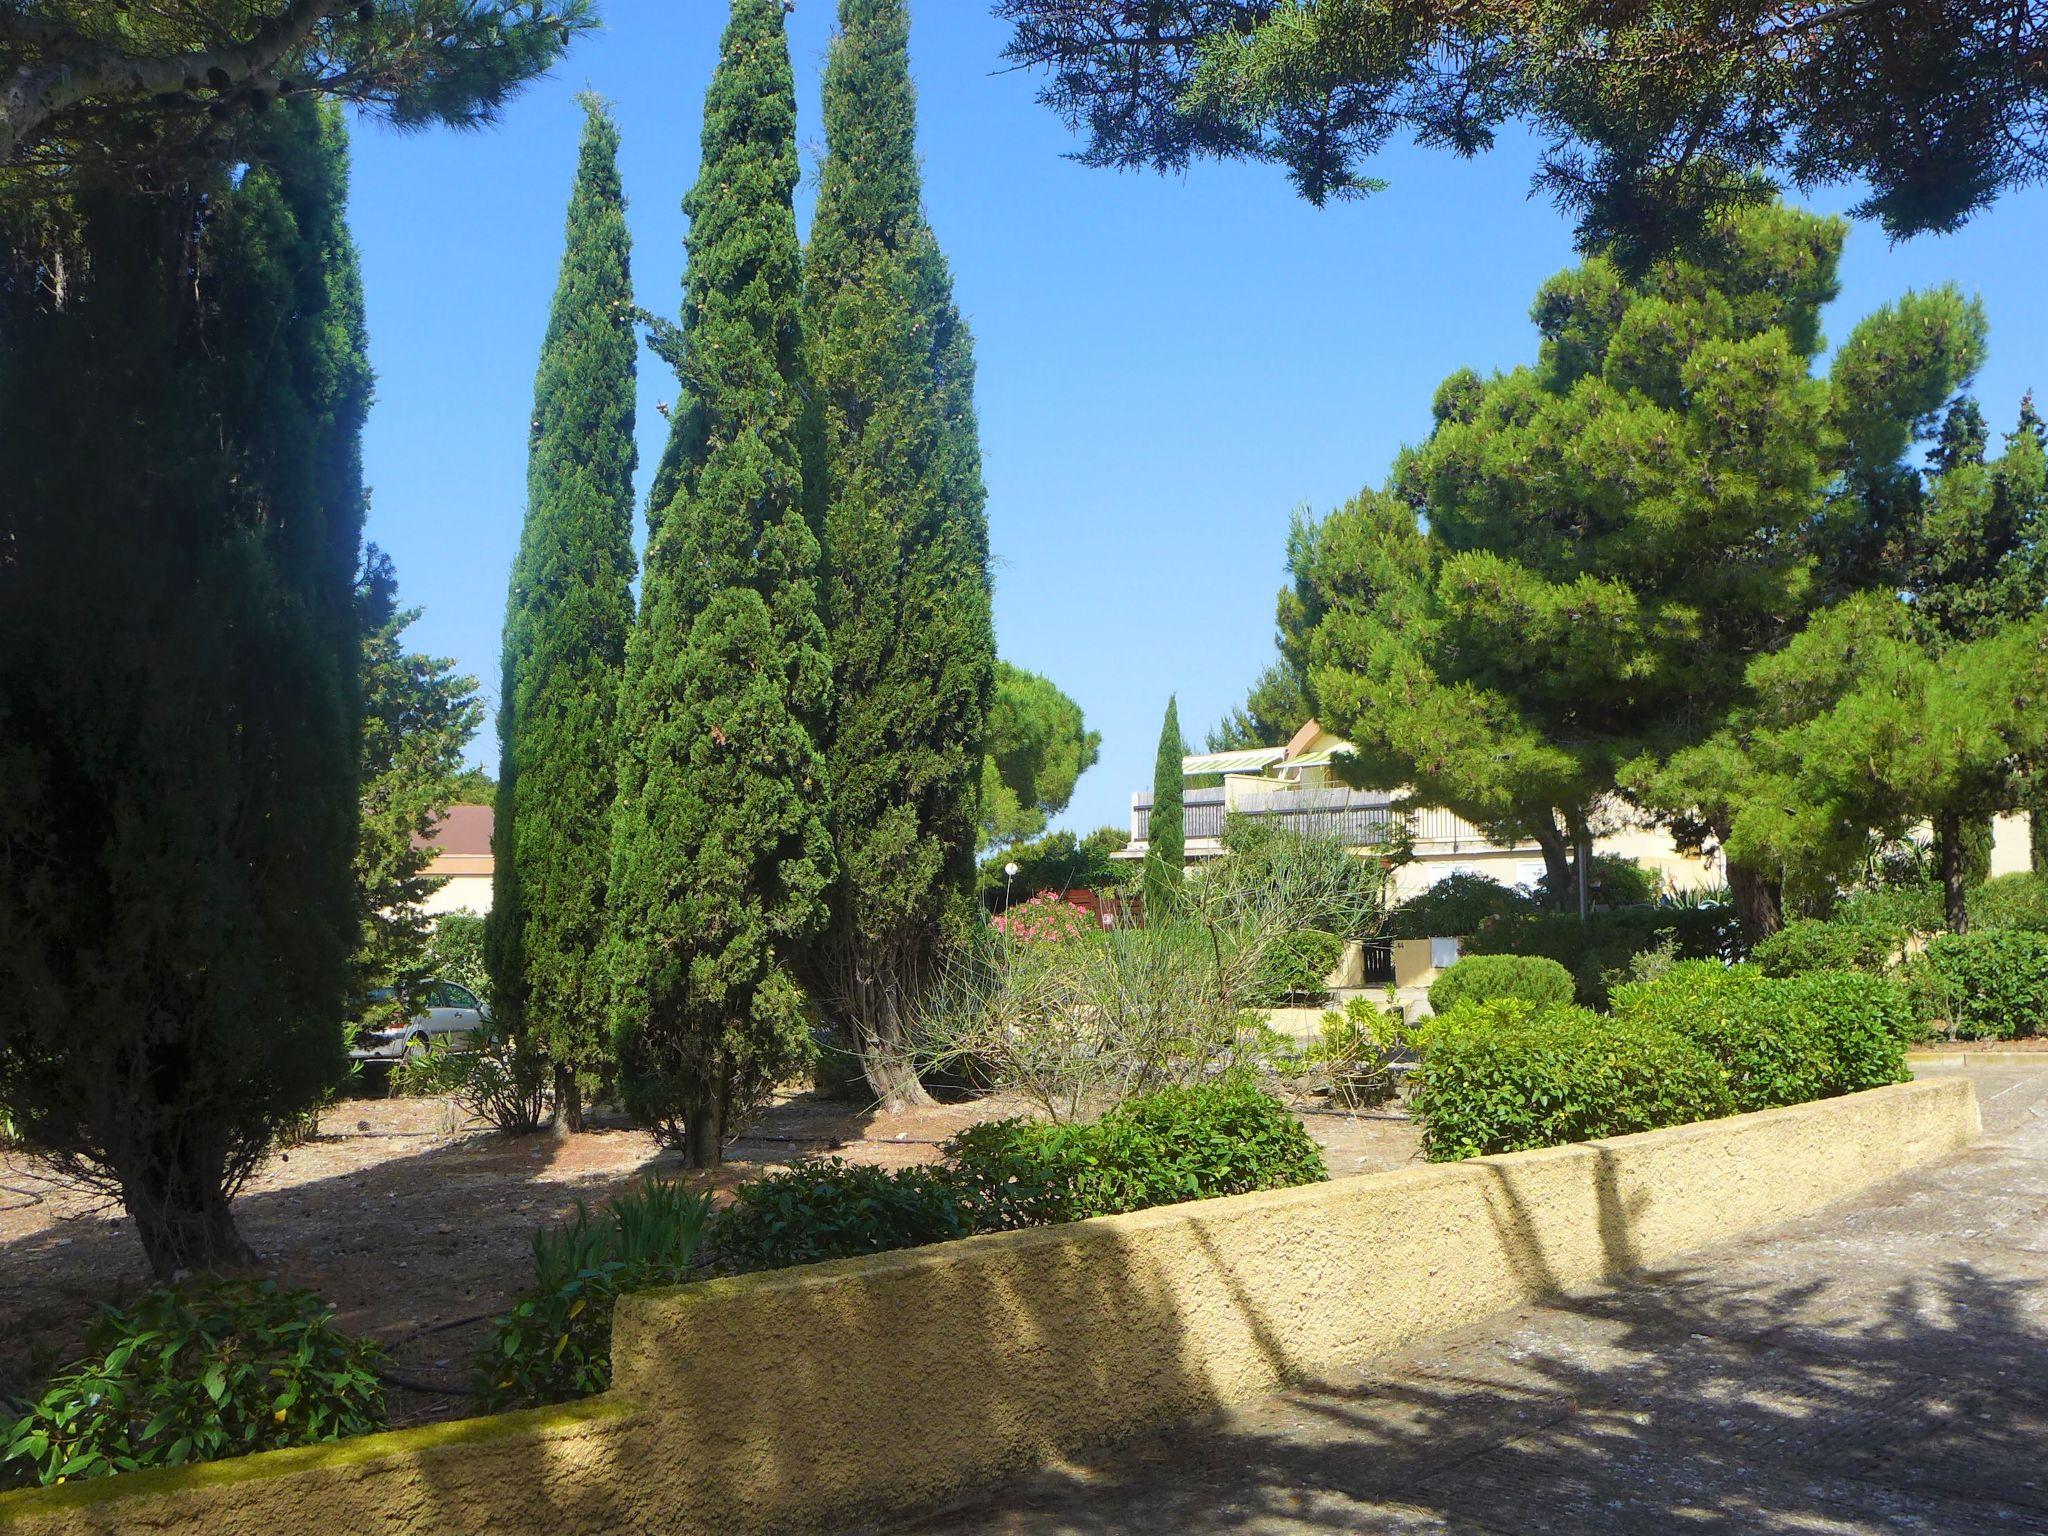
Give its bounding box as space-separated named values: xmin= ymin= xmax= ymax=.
xmin=889 ymin=1059 xmax=2048 ymax=1535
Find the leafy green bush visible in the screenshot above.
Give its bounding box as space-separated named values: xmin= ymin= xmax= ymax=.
xmin=708 ymin=1161 xmax=979 ymax=1275
xmin=1427 ymin=954 xmax=1575 ymax=1013
xmin=1251 ymin=929 xmax=1345 ymax=1004
xmin=2 ymin=1279 xmax=382 ymax=1488
xmin=946 ymin=1073 xmax=1327 ymax=1227
xmin=1751 ymin=918 xmax=1899 ymax=978
xmin=1527 ymin=853 xmax=1658 ymax=909
xmin=1834 ymin=882 xmax=1943 ymax=936
xmin=1410 ymin=1000 xmax=1734 ymax=1161
xmin=479 ymin=1176 xmax=712 ymax=1408
xmin=1969 ymin=873 xmax=2048 ymax=934
xmin=1610 ymin=961 xmax=1910 ymax=1111
xmin=423 ymin=910 xmax=491 ymax=1005
xmin=1387 ymin=873 xmax=1530 ymax=939
xmin=1462 ymin=904 xmax=1743 ymax=1006
xmin=388 ymin=1038 xmax=472 ymax=1097
xmin=457 ymin=1026 xmax=553 ymax=1134
xmin=1906 ymin=929 xmax=2048 ymax=1040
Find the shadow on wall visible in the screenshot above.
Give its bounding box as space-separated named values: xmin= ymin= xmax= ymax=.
xmin=895 ymin=1256 xmax=2048 ymax=1534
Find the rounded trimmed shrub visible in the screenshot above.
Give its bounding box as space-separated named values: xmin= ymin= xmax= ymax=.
xmin=1751 ymin=918 xmax=1898 ymax=978
xmin=1428 ymin=953 xmax=1575 ymax=1014
xmin=1610 ymin=961 xmax=1910 ymax=1111
xmin=2 ymin=1279 xmax=383 ymax=1487
xmin=1410 ymin=999 xmax=1734 ymax=1161
xmin=1252 ymin=928 xmax=1346 ymax=1004
xmin=707 ymin=1161 xmax=978 ymax=1275
xmin=1969 ymin=873 xmax=2048 ymax=934
xmin=1907 ymin=929 xmax=2048 ymax=1040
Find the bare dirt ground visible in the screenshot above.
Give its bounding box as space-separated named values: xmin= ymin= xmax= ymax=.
xmin=0 ymin=1088 xmax=1420 ymax=1429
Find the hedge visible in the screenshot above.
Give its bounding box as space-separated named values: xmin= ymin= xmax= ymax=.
xmin=1750 ymin=918 xmax=1899 ymax=979
xmin=1461 ymin=904 xmax=1743 ymax=1006
xmin=1409 ymin=1000 xmax=1734 ymax=1161
xmin=1906 ymin=929 xmax=2048 ymax=1040
xmin=1427 ymin=954 xmax=1575 ymax=1014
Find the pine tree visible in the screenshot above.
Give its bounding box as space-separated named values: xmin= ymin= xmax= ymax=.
xmin=608 ymin=0 xmax=834 ymax=1167
xmin=490 ymin=96 xmax=639 ymax=1131
xmin=1143 ymin=696 xmax=1186 ymax=919
xmin=0 ymin=101 xmax=368 ymax=1276
xmin=807 ymin=0 xmax=995 ymax=1109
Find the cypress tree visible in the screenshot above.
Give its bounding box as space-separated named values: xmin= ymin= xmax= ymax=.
xmin=0 ymin=101 xmax=368 ymax=1276
xmin=1143 ymin=696 xmax=1186 ymax=919
xmin=491 ymin=96 xmax=639 ymax=1131
xmin=608 ymin=0 xmax=834 ymax=1168
xmin=808 ymin=0 xmax=995 ymax=1109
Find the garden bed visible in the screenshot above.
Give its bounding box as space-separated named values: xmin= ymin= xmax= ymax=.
xmin=0 ymin=1089 xmax=1419 ymax=1429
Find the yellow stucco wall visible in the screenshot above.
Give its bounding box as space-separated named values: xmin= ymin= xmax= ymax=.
xmin=0 ymin=1078 xmax=1979 ymax=1536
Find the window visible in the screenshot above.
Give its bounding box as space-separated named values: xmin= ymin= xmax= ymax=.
xmin=437 ymin=983 xmax=482 ymax=1011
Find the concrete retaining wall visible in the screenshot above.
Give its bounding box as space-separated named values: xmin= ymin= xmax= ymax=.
xmin=0 ymin=1077 xmax=1979 ymax=1536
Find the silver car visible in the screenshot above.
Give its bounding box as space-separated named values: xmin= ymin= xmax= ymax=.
xmin=348 ymin=979 xmax=489 ymax=1062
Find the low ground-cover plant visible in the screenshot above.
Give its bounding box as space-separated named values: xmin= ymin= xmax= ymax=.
xmin=1611 ymin=962 xmax=1911 ymax=1110
xmin=1427 ymin=954 xmax=1574 ymax=1013
xmin=2 ymin=1279 xmax=383 ymax=1488
xmin=479 ymin=1176 xmax=712 ymax=1408
xmin=1905 ymin=928 xmax=2048 ymax=1040
xmin=1410 ymin=1000 xmax=1734 ymax=1161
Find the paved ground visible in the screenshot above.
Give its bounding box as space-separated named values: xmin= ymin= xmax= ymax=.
xmin=893 ymin=1060 xmax=2048 ymax=1535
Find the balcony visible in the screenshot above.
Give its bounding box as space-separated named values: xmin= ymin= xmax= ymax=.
xmin=1125 ymin=784 xmax=1526 ymax=858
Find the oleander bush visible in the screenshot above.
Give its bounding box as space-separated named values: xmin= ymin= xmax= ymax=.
xmin=388 ymin=1038 xmax=473 ymax=1097
xmin=2 ymin=1279 xmax=383 ymax=1488
xmin=1905 ymin=929 xmax=2048 ymax=1040
xmin=457 ymin=1026 xmax=553 ymax=1134
xmin=1410 ymin=1000 xmax=1734 ymax=1161
xmin=479 ymin=1176 xmax=712 ymax=1408
xmin=1610 ymin=962 xmax=1911 ymax=1110
xmin=1427 ymin=954 xmax=1575 ymax=1013
xmin=1750 ymin=918 xmax=1901 ymax=978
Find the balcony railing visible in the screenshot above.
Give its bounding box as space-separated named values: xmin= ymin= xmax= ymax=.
xmin=1131 ymin=787 xmax=1526 ymax=856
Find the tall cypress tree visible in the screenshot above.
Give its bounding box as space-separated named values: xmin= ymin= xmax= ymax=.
xmin=0 ymin=101 xmax=368 ymax=1276
xmin=490 ymin=96 xmax=639 ymax=1131
xmin=808 ymin=0 xmax=995 ymax=1109
xmin=608 ymin=0 xmax=834 ymax=1167
xmin=1143 ymin=696 xmax=1186 ymax=919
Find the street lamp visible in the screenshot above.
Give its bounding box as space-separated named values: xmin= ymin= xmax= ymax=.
xmin=1002 ymin=861 xmax=1019 ymax=909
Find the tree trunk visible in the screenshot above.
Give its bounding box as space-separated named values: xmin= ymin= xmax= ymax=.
xmin=1936 ymin=809 xmax=1971 ymax=933
xmin=1568 ymin=807 xmax=1594 ymax=924
xmin=1727 ymin=860 xmax=1783 ymax=945
xmin=552 ymin=1063 xmax=583 ymax=1135
xmin=126 ymin=1168 xmax=258 ymax=1281
xmin=858 ymin=974 xmax=933 ymax=1111
xmin=1527 ymin=811 xmax=1572 ymax=909
xmin=681 ymin=1091 xmax=723 ymax=1170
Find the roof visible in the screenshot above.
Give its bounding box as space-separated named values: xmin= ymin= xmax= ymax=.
xmin=1179 ymin=745 xmax=1287 ymax=776
xmin=412 ymin=803 xmax=494 ymax=857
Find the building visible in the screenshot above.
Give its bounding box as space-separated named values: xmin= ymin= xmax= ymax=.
xmin=415 ymin=803 xmax=494 ymax=916
xmin=1115 ymin=720 xmax=1726 ymax=902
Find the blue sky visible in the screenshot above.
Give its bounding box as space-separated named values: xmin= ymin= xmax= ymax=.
xmin=348 ymin=0 xmax=2048 ymax=838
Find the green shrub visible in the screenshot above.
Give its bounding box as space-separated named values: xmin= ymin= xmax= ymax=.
xmin=1610 ymin=961 xmax=1910 ymax=1111
xmin=1751 ymin=918 xmax=1899 ymax=978
xmin=1834 ymin=882 xmax=1943 ymax=936
xmin=1427 ymin=954 xmax=1575 ymax=1013
xmin=1387 ymin=873 xmax=1530 ymax=939
xmin=1969 ymin=873 xmax=2048 ymax=934
xmin=1251 ymin=929 xmax=1345 ymax=1004
xmin=479 ymin=1176 xmax=712 ymax=1408
xmin=1906 ymin=929 xmax=2048 ymax=1040
xmin=423 ymin=910 xmax=491 ymax=1005
xmin=2 ymin=1279 xmax=383 ymax=1488
xmin=1410 ymin=1000 xmax=1734 ymax=1161
xmin=1527 ymin=853 xmax=1658 ymax=909
xmin=457 ymin=1026 xmax=553 ymax=1134
xmin=1462 ymin=905 xmax=1743 ymax=1006
xmin=947 ymin=1074 xmax=1327 ymax=1228
xmin=388 ymin=1038 xmax=472 ymax=1097
xmin=707 ymin=1161 xmax=978 ymax=1275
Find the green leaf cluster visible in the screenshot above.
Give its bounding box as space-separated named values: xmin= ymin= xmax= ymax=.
xmin=2 ymin=1279 xmax=383 ymax=1488
xmin=980 ymin=662 xmax=1101 ymax=850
